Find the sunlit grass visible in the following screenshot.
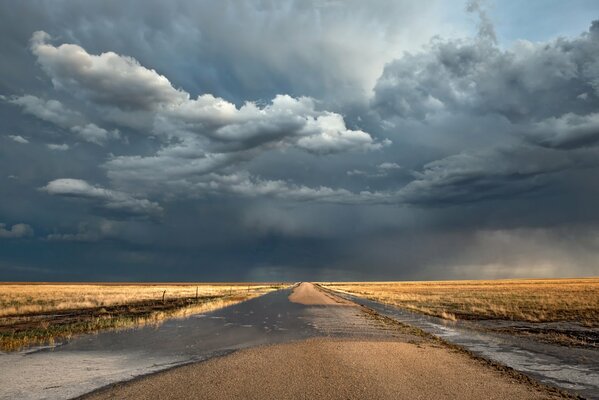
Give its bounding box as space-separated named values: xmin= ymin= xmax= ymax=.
xmin=0 ymin=283 xmax=281 ymax=316
xmin=321 ymin=278 xmax=599 ymax=326
xmin=0 ymin=283 xmax=287 ymax=351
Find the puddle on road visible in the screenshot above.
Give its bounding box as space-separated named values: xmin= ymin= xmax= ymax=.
xmin=0 ymin=289 xmax=313 ymax=400
xmin=338 ymin=293 xmax=599 ymax=399
xmin=0 ymin=350 xmax=198 ymax=400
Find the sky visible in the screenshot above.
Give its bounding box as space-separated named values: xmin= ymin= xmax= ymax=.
xmin=1 ymin=0 xmax=599 ymax=281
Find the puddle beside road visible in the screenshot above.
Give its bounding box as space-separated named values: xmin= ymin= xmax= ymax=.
xmin=336 ymin=292 xmax=599 ymax=399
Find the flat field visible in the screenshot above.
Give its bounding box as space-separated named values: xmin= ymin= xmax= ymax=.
xmin=0 ymin=282 xmax=286 ymax=351
xmin=321 ymin=278 xmax=599 ymax=324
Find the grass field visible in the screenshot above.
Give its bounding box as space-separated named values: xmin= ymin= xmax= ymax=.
xmin=321 ymin=278 xmax=599 ymax=326
xmin=0 ymin=283 xmax=287 ymax=351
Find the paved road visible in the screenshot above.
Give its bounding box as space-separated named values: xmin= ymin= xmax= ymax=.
xmin=0 ymin=283 xmax=566 ymax=399
xmin=0 ymin=284 xmax=395 ymax=400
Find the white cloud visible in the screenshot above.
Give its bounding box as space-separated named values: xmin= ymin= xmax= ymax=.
xmin=346 ymin=162 xmax=401 ymax=179
xmin=0 ymin=223 xmax=34 ymax=238
xmin=163 ymin=94 xmax=383 ymax=153
xmin=378 ymin=162 xmax=401 ymax=170
xmin=161 ymin=94 xmax=388 ymax=154
xmin=201 ymin=173 xmax=358 ymax=202
xmin=47 ymin=143 xmax=69 ymax=151
xmin=41 ymin=178 xmax=163 ymax=217
xmin=182 ymin=172 xmax=394 ymax=205
xmin=347 ymin=169 xmax=368 ymax=177
xmin=7 ymin=135 xmax=29 ymax=144
xmin=296 ymin=113 xmax=390 ymax=154
xmin=28 ymin=33 xmax=386 ymax=157
xmin=70 ymin=123 xmax=120 ymax=145
xmin=7 ymin=95 xmax=83 ymax=128
xmin=7 ymin=95 xmax=119 ymax=145
xmin=30 ymin=31 xmax=188 ymax=110
xmin=104 ymin=140 xmax=240 ymax=191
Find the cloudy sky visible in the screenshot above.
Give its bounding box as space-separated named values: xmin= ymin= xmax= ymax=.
xmin=2 ymin=0 xmax=599 ymax=281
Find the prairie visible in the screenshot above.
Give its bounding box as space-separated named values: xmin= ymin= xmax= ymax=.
xmin=321 ymin=278 xmax=599 ymax=324
xmin=321 ymin=278 xmax=599 ymax=346
xmin=0 ymin=283 xmax=286 ymax=351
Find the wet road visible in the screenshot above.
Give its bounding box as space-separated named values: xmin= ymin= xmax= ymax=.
xmin=0 ymin=287 xmax=394 ymax=400
xmin=332 ymin=290 xmax=599 ymax=400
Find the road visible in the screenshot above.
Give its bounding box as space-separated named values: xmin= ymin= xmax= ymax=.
xmin=0 ymin=283 xmax=565 ymax=399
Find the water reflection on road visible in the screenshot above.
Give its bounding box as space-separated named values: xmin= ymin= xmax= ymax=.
xmin=0 ymin=289 xmax=313 ymax=400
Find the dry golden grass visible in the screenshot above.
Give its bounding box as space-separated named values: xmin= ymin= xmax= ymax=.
xmin=321 ymin=278 xmax=599 ymax=326
xmin=0 ymin=283 xmax=287 ymax=351
xmin=0 ymin=283 xmax=280 ymax=317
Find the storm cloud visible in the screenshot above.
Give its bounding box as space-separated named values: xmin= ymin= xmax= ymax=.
xmin=1 ymin=0 xmax=599 ymax=281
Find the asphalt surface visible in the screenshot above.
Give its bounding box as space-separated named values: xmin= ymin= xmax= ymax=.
xmin=0 ymin=284 xmax=396 ymax=399
xmin=0 ymin=283 xmax=568 ymax=399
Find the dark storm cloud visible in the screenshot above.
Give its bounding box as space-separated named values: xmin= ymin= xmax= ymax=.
xmin=0 ymin=0 xmax=444 ymax=104
xmin=1 ymin=0 xmax=599 ymax=280
xmin=527 ymin=112 xmax=599 ymax=149
xmin=334 ymin=226 xmax=599 ymax=280
xmin=45 ymin=219 xmax=135 ymax=243
xmin=373 ymin=20 xmax=599 ymax=123
xmin=371 ymin=19 xmax=599 ymax=207
xmin=396 ymin=146 xmax=577 ymax=205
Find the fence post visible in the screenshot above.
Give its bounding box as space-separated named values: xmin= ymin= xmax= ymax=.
xmin=162 ymin=290 xmax=166 ymax=304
